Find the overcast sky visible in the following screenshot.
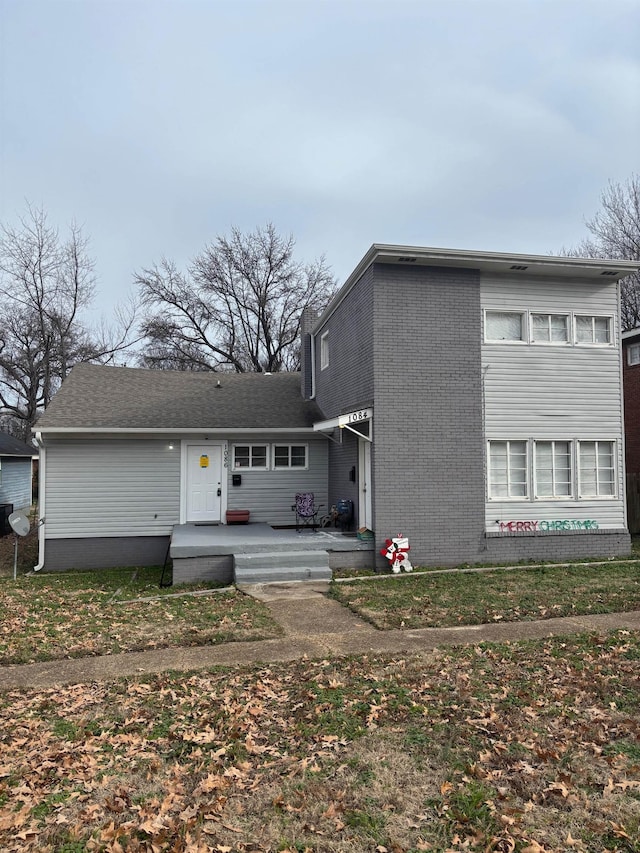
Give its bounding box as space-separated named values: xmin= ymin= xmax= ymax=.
xmin=1 ymin=0 xmax=639 ymax=319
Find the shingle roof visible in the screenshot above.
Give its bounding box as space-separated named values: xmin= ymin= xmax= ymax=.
xmin=0 ymin=433 xmax=36 ymax=456
xmin=36 ymin=364 xmax=323 ymax=431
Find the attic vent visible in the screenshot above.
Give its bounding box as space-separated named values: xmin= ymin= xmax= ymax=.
xmin=601 ymin=270 xmax=618 ymax=276
xmin=510 ymin=264 xmax=528 ymax=271
xmin=397 ymin=256 xmax=417 ymax=263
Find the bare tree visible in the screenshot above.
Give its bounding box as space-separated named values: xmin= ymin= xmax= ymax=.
xmin=136 ymin=224 xmax=337 ymax=373
xmin=563 ymin=174 xmax=640 ymax=330
xmin=0 ymin=205 xmax=137 ymax=440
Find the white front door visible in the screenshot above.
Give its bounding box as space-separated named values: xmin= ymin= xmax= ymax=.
xmin=186 ymin=444 xmax=223 ymax=523
xmin=358 ymin=438 xmax=373 ymax=530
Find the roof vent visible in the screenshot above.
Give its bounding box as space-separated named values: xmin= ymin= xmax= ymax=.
xmin=397 ymin=256 xmax=417 ymax=263
xmin=601 ymin=270 xmax=618 ymax=276
xmin=510 ymin=264 xmax=528 ymax=271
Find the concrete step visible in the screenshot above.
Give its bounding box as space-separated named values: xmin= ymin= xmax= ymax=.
xmin=233 ymin=550 xmax=332 ymax=584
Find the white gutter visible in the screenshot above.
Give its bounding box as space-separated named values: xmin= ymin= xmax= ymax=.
xmin=310 ymin=331 xmax=316 ymax=399
xmin=32 ymin=431 xmax=45 ymax=571
xmin=35 ymin=427 xmax=319 ymax=435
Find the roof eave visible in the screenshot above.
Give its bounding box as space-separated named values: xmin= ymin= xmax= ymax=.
xmin=313 ymin=244 xmax=640 ymax=333
xmin=34 ymin=426 xmax=320 ymax=435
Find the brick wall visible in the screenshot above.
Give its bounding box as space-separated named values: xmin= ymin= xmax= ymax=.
xmin=372 ymin=263 xmax=486 ymax=566
xmin=44 ymin=536 xmax=169 ymax=571
xmin=623 ymin=340 xmax=640 ymax=472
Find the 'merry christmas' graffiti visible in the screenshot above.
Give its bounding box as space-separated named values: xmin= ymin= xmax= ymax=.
xmin=497 ymin=519 xmax=599 ymax=532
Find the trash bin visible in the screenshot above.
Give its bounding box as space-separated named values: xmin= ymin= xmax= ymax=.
xmin=0 ymin=504 xmax=14 ymax=537
xmin=335 ymin=499 xmax=354 ymax=531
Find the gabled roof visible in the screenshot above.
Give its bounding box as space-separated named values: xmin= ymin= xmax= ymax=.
xmin=0 ymin=433 xmax=36 ymax=457
xmin=36 ymin=364 xmax=323 ymax=432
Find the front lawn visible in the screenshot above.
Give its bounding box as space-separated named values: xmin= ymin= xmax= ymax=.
xmin=330 ymin=561 xmax=640 ymax=629
xmin=0 ymin=567 xmax=282 ymax=665
xmin=1 ymin=631 xmax=638 ymax=852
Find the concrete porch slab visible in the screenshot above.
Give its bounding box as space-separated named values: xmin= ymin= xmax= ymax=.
xmin=170 ymin=522 xmax=373 ymax=558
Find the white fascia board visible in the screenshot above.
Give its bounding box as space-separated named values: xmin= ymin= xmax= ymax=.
xmin=622 ymin=328 xmax=640 ymax=341
xmin=313 ymin=416 xmax=341 ymax=432
xmin=313 ymin=243 xmax=640 ymax=333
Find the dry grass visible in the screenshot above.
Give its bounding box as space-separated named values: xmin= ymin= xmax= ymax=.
xmin=1 ymin=632 xmax=639 ymax=852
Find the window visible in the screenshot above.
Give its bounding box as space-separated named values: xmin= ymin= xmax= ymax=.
xmin=233 ymin=444 xmax=268 ymax=470
xmin=531 ymin=314 xmax=569 ymax=343
xmin=320 ymin=331 xmax=329 ymax=369
xmin=579 ymin=441 xmax=615 ymax=497
xmin=575 ymin=315 xmax=611 ymax=345
xmin=628 ymin=343 xmax=640 ymax=366
xmin=485 ymin=311 xmax=524 ymax=342
xmin=273 ymin=444 xmax=307 ymax=469
xmin=488 ymin=440 xmax=528 ymax=498
xmin=534 ymin=441 xmax=572 ymax=498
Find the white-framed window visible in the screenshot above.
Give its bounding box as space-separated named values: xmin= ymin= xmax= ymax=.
xmin=534 ymin=440 xmax=572 ymax=498
xmin=232 ymin=444 xmax=268 ymax=470
xmin=320 ymin=331 xmax=329 ymax=370
xmin=531 ymin=314 xmax=569 ymax=343
xmin=488 ymin=440 xmax=528 ymax=499
xmin=485 ymin=311 xmax=524 ymax=342
xmin=273 ymin=444 xmax=308 ymax=469
xmin=575 ymin=315 xmax=612 ymax=345
xmin=627 ymin=343 xmax=640 ymax=366
xmin=578 ymin=440 xmax=616 ymax=497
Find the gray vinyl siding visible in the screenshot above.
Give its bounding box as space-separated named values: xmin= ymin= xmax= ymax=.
xmin=225 ymin=435 xmax=328 ymax=526
xmin=481 ymin=274 xmax=626 ymax=531
xmin=44 ymin=439 xmax=180 ymax=538
xmin=0 ymin=457 xmax=32 ymax=510
xmin=327 ymin=429 xmax=359 ymax=523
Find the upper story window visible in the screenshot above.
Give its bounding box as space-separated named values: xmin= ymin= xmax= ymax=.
xmin=485 ymin=311 xmax=524 ymax=342
xmin=273 ymin=444 xmax=308 ymax=469
xmin=531 ymin=314 xmax=569 ymax=343
xmin=233 ymin=444 xmax=268 ymax=470
xmin=575 ymin=315 xmax=611 ymax=345
xmin=627 ymin=343 xmax=640 ymax=365
xmin=484 ymin=309 xmax=614 ymax=347
xmin=320 ymin=331 xmax=329 ymax=370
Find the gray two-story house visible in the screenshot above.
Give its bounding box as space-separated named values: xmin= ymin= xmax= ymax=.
xmin=34 ymin=245 xmax=639 ymax=575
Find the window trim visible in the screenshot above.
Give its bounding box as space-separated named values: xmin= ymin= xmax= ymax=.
xmin=574 ymin=314 xmax=613 ymax=346
xmin=530 ymin=313 xmax=570 ymax=345
xmin=320 ymin=330 xmax=329 ymax=370
xmin=484 ymin=310 xmax=526 ymax=343
xmin=577 ymin=439 xmax=617 ymax=499
xmin=272 ymin=443 xmax=309 ymax=471
xmin=231 ymin=443 xmax=269 ymax=471
xmin=533 ymin=440 xmax=573 ymax=500
xmin=627 ymin=343 xmax=640 ymax=366
xmin=487 ymin=438 xmax=618 ymax=502
xmin=487 ymin=439 xmax=529 ymax=500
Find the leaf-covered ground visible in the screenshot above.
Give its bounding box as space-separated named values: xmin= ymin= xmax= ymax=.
xmin=0 ymin=567 xmax=282 ymax=664
xmin=330 ymin=562 xmax=640 ymax=629
xmin=1 ymin=630 xmax=639 ymax=852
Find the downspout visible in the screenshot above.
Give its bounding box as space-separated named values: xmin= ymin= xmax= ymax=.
xmin=32 ymin=431 xmax=45 ymax=571
xmin=310 ymin=332 xmax=316 ymax=399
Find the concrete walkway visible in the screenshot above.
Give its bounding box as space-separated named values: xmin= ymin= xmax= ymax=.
xmin=2 ymin=581 xmax=640 ymax=692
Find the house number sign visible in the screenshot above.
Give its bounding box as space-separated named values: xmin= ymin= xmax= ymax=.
xmin=339 ymin=408 xmax=372 ymax=426
xmin=200 ymin=455 xmax=209 ymax=468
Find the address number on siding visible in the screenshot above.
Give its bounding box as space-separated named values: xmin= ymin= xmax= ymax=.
xmin=339 ymin=408 xmax=372 ymax=426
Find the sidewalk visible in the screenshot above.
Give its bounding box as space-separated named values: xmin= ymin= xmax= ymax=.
xmin=2 ymin=581 xmax=640 ymax=692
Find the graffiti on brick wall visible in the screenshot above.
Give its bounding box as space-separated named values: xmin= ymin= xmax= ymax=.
xmin=496 ymin=519 xmax=599 ymax=533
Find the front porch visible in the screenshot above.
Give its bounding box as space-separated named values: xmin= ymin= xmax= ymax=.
xmin=170 ymin=523 xmax=376 ymax=584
